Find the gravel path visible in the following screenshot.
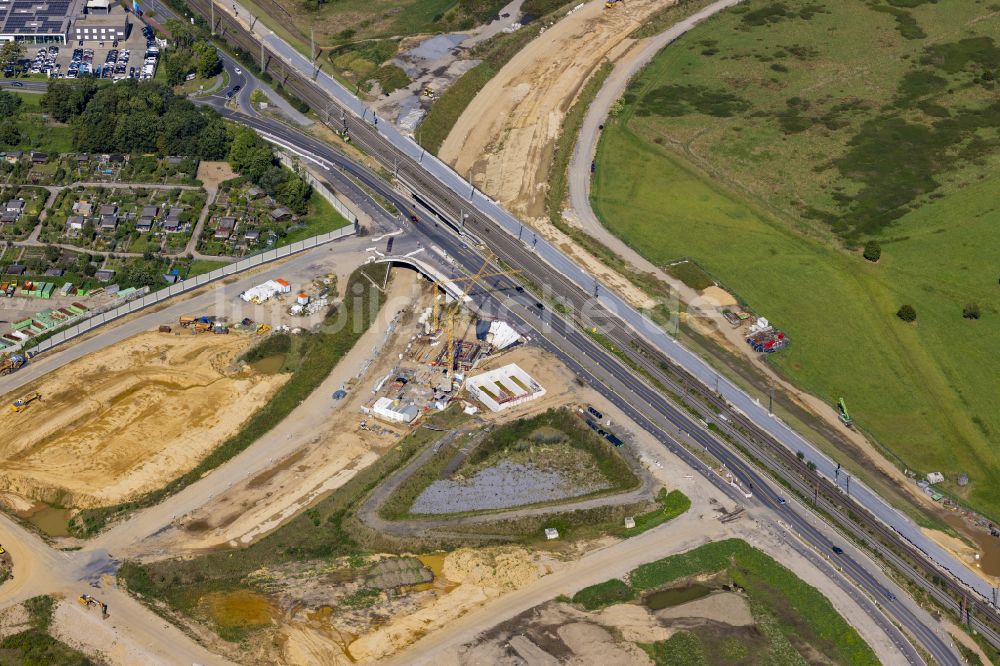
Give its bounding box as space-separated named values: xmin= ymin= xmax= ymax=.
xmin=411 ymin=460 xmax=608 ymax=514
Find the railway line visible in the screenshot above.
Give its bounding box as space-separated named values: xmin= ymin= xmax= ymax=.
xmin=150 ymin=0 xmax=999 ymax=657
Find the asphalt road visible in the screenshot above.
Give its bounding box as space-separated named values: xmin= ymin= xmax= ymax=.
xmin=175 ymin=105 xmax=959 ymax=662
xmin=186 ymin=0 xmax=1000 ymax=640
xmin=0 ymin=79 xmax=47 ymax=93
xmin=0 ymin=12 xmax=972 ymax=660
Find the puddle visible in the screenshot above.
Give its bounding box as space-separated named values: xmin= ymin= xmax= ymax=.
xmin=644 ymin=584 xmax=713 ymax=610
xmin=250 ymin=353 xmax=286 ymax=374
xmin=417 ymin=553 xmax=460 ymax=593
xmin=201 ymin=590 xmax=276 ymax=630
xmin=24 ymin=504 xmax=71 ymax=537
xmin=944 ymin=513 xmax=1000 ymax=577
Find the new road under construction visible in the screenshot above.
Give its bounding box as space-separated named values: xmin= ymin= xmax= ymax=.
xmin=178 ymin=12 xmax=994 ymax=659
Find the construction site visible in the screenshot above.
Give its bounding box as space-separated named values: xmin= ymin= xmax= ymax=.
xmin=0 ymin=328 xmax=288 ymax=511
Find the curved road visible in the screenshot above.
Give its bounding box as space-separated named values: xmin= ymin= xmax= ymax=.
xmin=568 ymin=0 xmax=744 ymax=303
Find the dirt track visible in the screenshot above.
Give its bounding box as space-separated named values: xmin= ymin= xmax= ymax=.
xmin=0 ymin=331 xmax=285 ymax=508
xmin=440 ymin=0 xmax=667 ymax=221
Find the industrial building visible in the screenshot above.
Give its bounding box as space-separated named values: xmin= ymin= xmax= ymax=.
xmin=0 ymin=0 xmax=129 ymax=44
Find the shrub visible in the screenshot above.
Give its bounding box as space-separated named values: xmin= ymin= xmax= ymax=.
xmin=897 ymin=304 xmax=917 ymax=322
xmin=963 ymin=303 xmax=980 ymax=320
xmin=863 ymin=240 xmax=881 ymax=262
xmin=572 ymin=578 xmax=636 ymax=610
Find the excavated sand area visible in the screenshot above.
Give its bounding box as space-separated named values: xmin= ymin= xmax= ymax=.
xmin=0 ymin=331 xmax=286 ymax=508
xmin=439 ymin=0 xmax=669 ymax=222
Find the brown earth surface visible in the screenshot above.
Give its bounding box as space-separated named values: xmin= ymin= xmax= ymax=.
xmin=440 ymin=0 xmax=667 ymax=222
xmin=0 ymin=330 xmax=285 ymax=508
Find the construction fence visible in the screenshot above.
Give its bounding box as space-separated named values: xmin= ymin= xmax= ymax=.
xmin=15 ymin=225 xmax=357 ymax=357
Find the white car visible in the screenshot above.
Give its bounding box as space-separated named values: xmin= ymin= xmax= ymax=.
xmin=234 ymin=67 xmax=242 ymax=75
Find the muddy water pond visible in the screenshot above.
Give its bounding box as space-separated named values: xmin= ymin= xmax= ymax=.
xmin=249 ymin=354 xmax=286 ymax=374
xmin=644 ymin=584 xmax=713 ymax=610
xmin=24 ymin=504 xmax=72 ymax=537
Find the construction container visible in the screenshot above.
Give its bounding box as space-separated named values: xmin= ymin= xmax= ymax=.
xmin=159 ymin=325 xmax=172 ymax=333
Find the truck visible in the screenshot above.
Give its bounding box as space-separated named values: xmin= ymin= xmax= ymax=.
xmin=0 ymin=354 xmax=25 ymax=376
xmin=179 ymin=315 xmax=196 ymax=327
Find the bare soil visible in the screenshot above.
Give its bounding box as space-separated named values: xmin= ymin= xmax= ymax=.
xmin=0 ymin=330 xmax=285 ymax=508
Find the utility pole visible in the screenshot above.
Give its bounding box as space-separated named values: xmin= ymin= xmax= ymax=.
xmin=518 ymin=224 xmax=523 ymax=241
xmin=768 ymin=388 xmax=774 ymax=416
xmin=260 ymin=39 xmax=265 ymax=74
xmin=593 ymin=278 xmax=599 ymax=299
xmin=468 ymin=169 xmax=474 ymax=200
xmin=715 ymin=374 xmax=719 ymax=394
xmin=845 ymin=474 xmax=851 ymax=496
xmin=210 ymin=0 xmax=215 ymax=35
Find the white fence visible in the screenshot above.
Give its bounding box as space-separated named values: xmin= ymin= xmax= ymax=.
xmin=20 ymin=225 xmax=356 ymax=356
xmin=276 ymin=151 xmax=362 ymax=225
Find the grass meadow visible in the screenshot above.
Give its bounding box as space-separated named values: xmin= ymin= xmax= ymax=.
xmin=592 ymin=0 xmax=1000 ymax=519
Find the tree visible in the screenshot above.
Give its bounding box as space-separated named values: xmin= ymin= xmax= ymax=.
xmin=279 ymin=174 xmax=312 ymax=214
xmin=0 ymin=41 xmax=23 ymax=70
xmin=193 ymin=42 xmax=221 ymax=79
xmin=227 ymin=126 xmax=275 ymax=180
xmin=0 ymin=90 xmax=22 ymax=119
xmin=963 ymin=303 xmax=980 ymax=320
xmin=43 ymin=244 xmax=61 ymax=263
xmin=0 ymin=121 xmax=20 ymax=147
xmin=863 ymin=240 xmax=881 ymax=262
xmin=897 ymin=304 xmax=917 ymax=322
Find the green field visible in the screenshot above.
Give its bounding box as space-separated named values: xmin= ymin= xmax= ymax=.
xmin=592 ymin=0 xmax=1000 ymax=519
xmin=572 ymin=539 xmax=877 ymax=666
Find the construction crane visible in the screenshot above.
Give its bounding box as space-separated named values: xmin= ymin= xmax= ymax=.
xmin=837 ymin=398 xmax=853 ymax=428
xmin=11 ymin=391 xmax=41 ymax=413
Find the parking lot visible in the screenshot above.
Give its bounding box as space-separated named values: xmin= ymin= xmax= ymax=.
xmin=5 ymin=23 xmax=157 ymax=81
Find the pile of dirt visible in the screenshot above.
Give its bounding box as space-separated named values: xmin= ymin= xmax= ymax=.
xmin=0 ymin=330 xmax=285 ymax=508
xmin=366 ymin=557 xmax=433 ymax=590
xmin=440 ymin=0 xmax=668 ymax=221
xmin=443 ymin=546 xmax=549 ymax=594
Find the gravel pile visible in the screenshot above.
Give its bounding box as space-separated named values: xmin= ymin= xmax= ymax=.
xmin=411 ymin=460 xmax=607 ymax=514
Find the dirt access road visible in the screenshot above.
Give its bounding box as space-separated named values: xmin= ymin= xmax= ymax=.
xmin=440 ymin=0 xmax=671 ymax=221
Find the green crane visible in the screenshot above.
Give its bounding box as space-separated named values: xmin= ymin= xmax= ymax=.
xmin=837 ymin=398 xmax=853 ymax=428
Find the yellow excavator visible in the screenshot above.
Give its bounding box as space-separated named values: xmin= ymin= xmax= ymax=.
xmin=78 ymin=594 xmax=108 ymax=616
xmin=255 ymin=323 xmax=271 ymax=335
xmin=11 ymin=391 xmax=41 ymax=413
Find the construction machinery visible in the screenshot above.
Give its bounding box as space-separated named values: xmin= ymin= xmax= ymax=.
xmin=11 ymin=391 xmax=41 ymax=413
xmin=256 ymin=323 xmax=271 ymax=335
xmin=179 ymin=315 xmax=197 ymax=327
xmin=78 ymin=594 xmax=108 ymax=617
xmin=0 ymin=354 xmax=25 ymax=376
xmin=435 ymin=253 xmax=518 ymax=374
xmin=837 ymin=398 xmax=853 ymax=428
xmin=192 ymin=322 xmax=213 ymax=333
xmin=605 ymin=0 xmax=622 ymax=8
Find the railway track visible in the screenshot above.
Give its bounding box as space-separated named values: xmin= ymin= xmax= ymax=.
xmin=185 ymin=1 xmax=1000 ymax=650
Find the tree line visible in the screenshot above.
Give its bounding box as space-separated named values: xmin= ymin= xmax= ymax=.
xmin=42 ymin=79 xmax=230 ymax=159
xmin=40 ymin=80 xmax=310 ymax=213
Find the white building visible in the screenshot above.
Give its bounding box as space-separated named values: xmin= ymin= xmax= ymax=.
xmin=239 ymin=278 xmax=291 ymax=304
xmin=371 ymin=397 xmax=419 ymax=424
xmin=466 ymin=363 xmax=545 ymax=412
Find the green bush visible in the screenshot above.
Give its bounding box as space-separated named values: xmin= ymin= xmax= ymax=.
xmin=572 ymin=578 xmax=636 ymax=610
xmin=896 ymin=304 xmax=917 ymax=322
xmin=863 ymin=240 xmax=881 ymax=262
xmin=24 ymin=595 xmax=55 ymax=632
